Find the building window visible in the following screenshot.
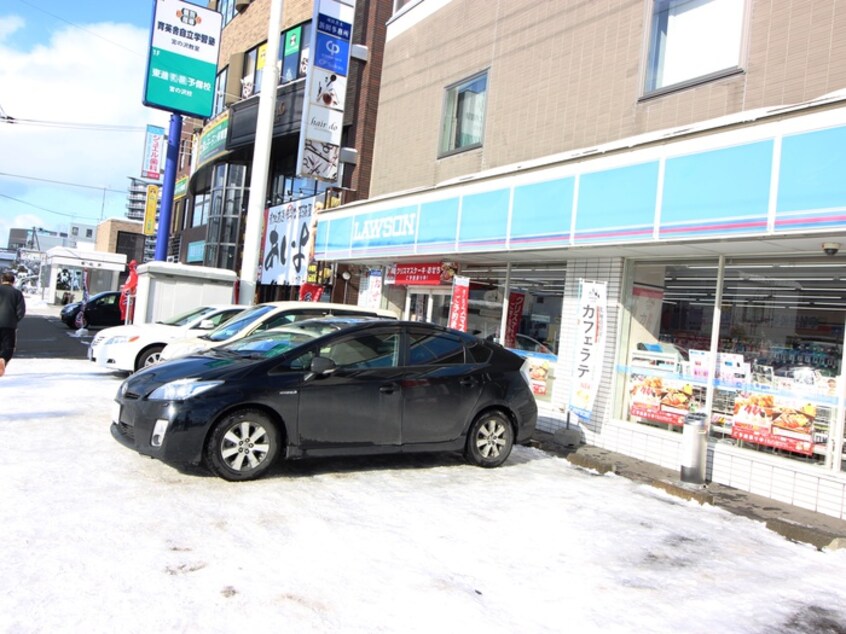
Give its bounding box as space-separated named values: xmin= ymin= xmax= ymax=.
xmin=439 ymin=71 xmax=487 ymax=156
xmin=213 ymin=67 xmax=228 ymax=116
xmin=644 ymin=0 xmax=745 ymax=94
xmin=85 ymin=229 xmax=93 ymax=238
xmin=219 ymin=0 xmax=235 ymax=26
xmin=241 ymin=22 xmax=311 ymax=100
xmin=393 ymin=0 xmax=418 ymax=15
xmin=71 ymin=227 xmax=79 ymax=236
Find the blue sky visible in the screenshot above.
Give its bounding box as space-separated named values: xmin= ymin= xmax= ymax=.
xmin=0 ymin=0 xmax=203 ymax=248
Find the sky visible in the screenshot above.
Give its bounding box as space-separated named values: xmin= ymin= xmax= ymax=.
xmin=0 ymin=0 xmax=178 ymax=248
xmin=3 ymin=310 xmax=846 ymax=633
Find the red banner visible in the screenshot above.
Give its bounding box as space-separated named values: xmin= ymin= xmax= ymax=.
xmin=504 ymin=292 xmax=525 ymax=348
xmin=298 ymin=283 xmax=324 ymax=302
xmin=447 ymin=276 xmax=470 ymax=331
xmin=387 ymin=262 xmax=454 ymax=286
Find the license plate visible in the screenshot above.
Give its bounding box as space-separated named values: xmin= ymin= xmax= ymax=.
xmin=112 ymin=401 xmax=121 ymax=424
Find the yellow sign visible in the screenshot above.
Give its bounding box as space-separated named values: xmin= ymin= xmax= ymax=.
xmin=144 ymin=185 xmax=159 ymax=235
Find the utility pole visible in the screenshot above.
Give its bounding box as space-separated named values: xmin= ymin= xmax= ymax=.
xmin=238 ymin=0 xmax=284 ymax=305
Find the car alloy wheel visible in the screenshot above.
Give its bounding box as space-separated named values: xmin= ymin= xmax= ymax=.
xmin=136 ymin=345 xmax=164 ymax=371
xmin=206 ymin=409 xmax=280 ymax=481
xmin=465 ymin=411 xmax=514 ymax=468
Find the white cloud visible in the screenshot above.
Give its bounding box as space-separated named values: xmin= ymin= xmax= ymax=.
xmin=0 ymin=15 xmax=24 ymax=40
xmin=0 ymin=16 xmax=169 ymax=247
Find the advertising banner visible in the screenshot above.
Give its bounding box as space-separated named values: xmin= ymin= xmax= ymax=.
xmin=385 ymin=262 xmax=454 ymax=286
xmin=143 ymin=185 xmax=159 ymax=236
xmin=143 ymin=0 xmax=223 ymax=118
xmin=504 ymin=292 xmax=525 ymax=348
xmin=730 ymin=392 xmax=817 ymax=456
xmin=447 ymin=276 xmax=470 ymax=332
xmin=357 ymin=269 xmax=383 ymax=309
xmin=298 ymin=283 xmax=325 ymax=302
xmin=296 ymin=0 xmax=356 ymax=182
xmin=567 ymin=280 xmax=607 ymax=421
xmin=259 ymin=195 xmax=317 ymax=285
xmin=141 ymin=125 xmax=165 ymax=180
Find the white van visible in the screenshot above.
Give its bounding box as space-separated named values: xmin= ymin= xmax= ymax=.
xmin=160 ymin=301 xmax=397 ymax=361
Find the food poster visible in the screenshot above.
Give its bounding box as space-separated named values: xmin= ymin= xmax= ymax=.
xmin=729 ymin=370 xmax=838 ymax=456
xmin=730 ymin=392 xmax=818 ymax=455
xmin=628 ymin=373 xmax=705 ymax=427
xmin=512 ymin=350 xmax=556 ymax=402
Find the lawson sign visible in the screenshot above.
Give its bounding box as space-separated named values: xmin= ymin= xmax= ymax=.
xmin=349 ymin=208 xmax=418 ymax=252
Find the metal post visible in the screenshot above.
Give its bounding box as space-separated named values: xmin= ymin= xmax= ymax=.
xmin=497 ymin=262 xmax=512 ymax=343
xmin=239 ymin=0 xmax=284 ymax=305
xmin=154 ymin=113 xmax=182 ymax=261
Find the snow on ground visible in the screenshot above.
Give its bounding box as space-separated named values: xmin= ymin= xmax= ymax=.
xmin=2 ymin=358 xmax=845 ymax=633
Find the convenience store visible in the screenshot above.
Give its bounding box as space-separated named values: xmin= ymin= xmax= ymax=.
xmin=314 ymin=94 xmax=846 ymax=519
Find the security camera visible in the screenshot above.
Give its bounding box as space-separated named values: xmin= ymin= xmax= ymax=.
xmin=822 ymin=242 xmax=841 ymax=256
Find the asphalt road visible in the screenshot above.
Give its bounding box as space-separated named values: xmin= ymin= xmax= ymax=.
xmin=15 ymin=312 xmax=94 ymax=360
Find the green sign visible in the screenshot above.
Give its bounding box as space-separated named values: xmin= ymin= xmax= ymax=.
xmin=143 ymin=0 xmax=223 ymax=118
xmin=197 ymin=113 xmax=229 ymax=167
xmin=284 ymin=26 xmax=302 ymax=57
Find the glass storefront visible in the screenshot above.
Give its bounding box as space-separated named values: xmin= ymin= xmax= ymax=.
xmin=621 ymin=257 xmax=845 ymax=470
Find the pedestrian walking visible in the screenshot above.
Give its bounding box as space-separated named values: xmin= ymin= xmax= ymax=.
xmin=0 ymin=271 xmax=26 ymax=377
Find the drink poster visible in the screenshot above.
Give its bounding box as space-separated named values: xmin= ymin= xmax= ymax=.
xmin=567 ymin=280 xmax=607 ymax=421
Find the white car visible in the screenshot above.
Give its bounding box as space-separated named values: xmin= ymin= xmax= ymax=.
xmin=159 ymin=301 xmax=398 ymax=361
xmin=89 ymin=304 xmax=245 ymax=373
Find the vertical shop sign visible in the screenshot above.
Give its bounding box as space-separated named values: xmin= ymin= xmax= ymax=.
xmin=298 ymin=282 xmax=324 ymax=301
xmin=141 ymin=125 xmax=165 ymax=180
xmin=504 ymin=292 xmax=525 ymax=348
xmin=143 ymin=0 xmax=223 ymax=118
xmin=259 ymin=195 xmax=317 ymax=285
xmin=568 ymin=280 xmax=607 ymax=421
xmin=296 ymin=0 xmax=356 ymax=182
xmin=143 ymin=185 xmax=159 ymax=235
xmin=447 ymin=276 xmax=471 ymax=332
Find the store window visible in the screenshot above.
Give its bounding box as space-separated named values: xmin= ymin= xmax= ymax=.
xmin=204 ymin=163 xmax=248 ymax=271
xmin=644 ymin=0 xmax=745 ymax=94
xmin=439 ymin=71 xmax=488 ymax=156
xmin=622 ymin=258 xmax=845 ymax=468
xmin=212 ymin=68 xmax=228 ymax=117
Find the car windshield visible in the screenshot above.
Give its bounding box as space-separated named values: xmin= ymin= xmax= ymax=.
xmin=217 ymin=329 xmax=315 ymax=359
xmin=205 ymin=305 xmax=275 ymax=342
xmin=156 ymin=306 xmax=213 ymax=327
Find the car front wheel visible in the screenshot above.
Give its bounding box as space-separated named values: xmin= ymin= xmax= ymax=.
xmin=136 ymin=345 xmax=164 ymax=371
xmin=205 ymin=409 xmax=280 ymax=481
xmin=465 ymin=411 xmax=514 ymax=468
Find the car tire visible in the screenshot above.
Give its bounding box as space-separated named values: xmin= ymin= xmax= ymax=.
xmin=465 ymin=411 xmax=514 ymax=468
xmin=205 ymin=409 xmax=280 ymax=481
xmin=135 ymin=345 xmax=164 ymax=371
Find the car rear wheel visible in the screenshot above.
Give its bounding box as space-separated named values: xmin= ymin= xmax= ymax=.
xmin=465 ymin=411 xmax=514 ymax=468
xmin=136 ymin=345 xmax=164 ymax=371
xmin=205 ymin=409 xmax=280 ymax=481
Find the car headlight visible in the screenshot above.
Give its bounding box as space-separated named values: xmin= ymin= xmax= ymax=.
xmin=105 ymin=335 xmax=137 ymax=345
xmin=148 ymin=379 xmax=223 ymax=401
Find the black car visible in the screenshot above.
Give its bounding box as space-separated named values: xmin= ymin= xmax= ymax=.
xmin=111 ymin=319 xmax=538 ymax=481
xmin=60 ymin=291 xmax=123 ymax=329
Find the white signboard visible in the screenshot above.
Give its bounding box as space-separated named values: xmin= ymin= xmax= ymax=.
xmin=357 ymin=269 xmax=384 ymax=310
xmin=260 ymin=195 xmax=318 ymax=286
xmin=568 ymin=280 xmax=608 ymax=422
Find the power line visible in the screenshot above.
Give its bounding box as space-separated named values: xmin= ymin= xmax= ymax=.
xmin=0 ymin=117 xmax=147 ymax=132
xmin=0 ymin=172 xmax=126 ymax=194
xmin=0 ymin=193 xmax=104 ymax=221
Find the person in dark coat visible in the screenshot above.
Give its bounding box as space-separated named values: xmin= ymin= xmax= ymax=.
xmin=0 ymin=271 xmax=26 ymax=377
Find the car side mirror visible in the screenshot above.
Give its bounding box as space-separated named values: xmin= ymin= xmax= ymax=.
xmin=309 ymin=356 xmax=337 ymax=376
xmin=198 ymin=319 xmax=215 ymax=330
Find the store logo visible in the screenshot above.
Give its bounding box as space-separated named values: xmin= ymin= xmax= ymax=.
xmin=177 ymin=8 xmax=202 ymax=26
xmin=353 ymin=213 xmax=416 ymax=242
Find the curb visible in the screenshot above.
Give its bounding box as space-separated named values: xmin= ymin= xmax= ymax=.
xmin=530 ymin=435 xmax=846 ymax=552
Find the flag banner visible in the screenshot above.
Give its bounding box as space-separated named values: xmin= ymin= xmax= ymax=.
xmin=447 ymin=276 xmax=471 ymax=332
xmin=260 ymin=195 xmax=318 ymax=286
xmin=567 ymin=280 xmax=607 ymax=422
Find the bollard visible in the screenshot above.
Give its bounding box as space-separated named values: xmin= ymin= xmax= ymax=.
xmin=680 ymin=412 xmax=708 ymax=485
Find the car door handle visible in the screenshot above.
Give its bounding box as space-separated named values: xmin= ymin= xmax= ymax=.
xmin=380 ymin=383 xmax=398 ymax=394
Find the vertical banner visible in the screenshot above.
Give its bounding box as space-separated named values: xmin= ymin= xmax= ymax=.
xmin=141 ymin=125 xmax=165 ymax=180
xmin=447 ymin=275 xmax=471 ymax=331
xmin=74 ymin=270 xmax=90 ymax=329
xmin=357 ymin=269 xmax=383 ymax=309
xmin=143 ymin=185 xmax=159 ymax=236
xmin=296 ymin=0 xmax=356 ymax=182
xmin=504 ymin=292 xmax=525 ymax=348
xmin=568 ymin=280 xmax=608 ymax=422
xmin=298 ymin=283 xmax=324 ymax=301
xmin=259 ymin=195 xmax=317 ymax=285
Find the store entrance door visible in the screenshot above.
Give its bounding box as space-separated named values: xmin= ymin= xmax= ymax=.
xmin=405 ymin=288 xmax=451 ymax=326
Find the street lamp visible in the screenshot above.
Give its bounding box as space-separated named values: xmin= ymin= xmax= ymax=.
xmin=341 ymin=270 xmax=351 ymax=303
